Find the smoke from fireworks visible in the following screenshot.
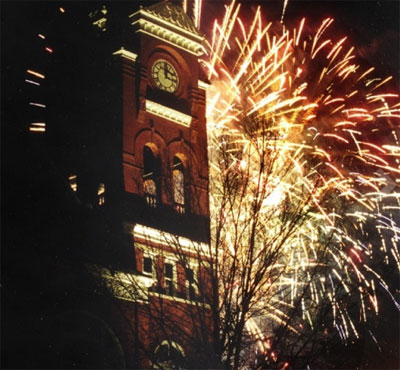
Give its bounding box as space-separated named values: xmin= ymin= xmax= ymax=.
xmin=203 ymin=0 xmax=400 ymax=362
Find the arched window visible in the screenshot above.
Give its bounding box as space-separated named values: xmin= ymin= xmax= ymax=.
xmin=172 ymin=156 xmax=185 ymax=214
xmin=143 ymin=145 xmax=158 ymax=208
xmin=153 ymin=341 xmax=186 ymax=369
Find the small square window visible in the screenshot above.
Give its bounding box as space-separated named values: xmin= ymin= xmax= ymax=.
xmin=143 ymin=257 xmax=152 ymax=274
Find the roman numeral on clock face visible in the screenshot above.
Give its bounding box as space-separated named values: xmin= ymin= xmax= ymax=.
xmin=151 ymin=59 xmax=179 ymax=93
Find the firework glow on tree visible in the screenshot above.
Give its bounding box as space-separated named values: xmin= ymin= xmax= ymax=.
xmin=202 ymin=0 xmax=400 ymax=363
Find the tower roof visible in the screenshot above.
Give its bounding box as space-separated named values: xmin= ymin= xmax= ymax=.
xmin=130 ymin=0 xmax=205 ymax=56
xmin=145 ymin=1 xmax=201 ymax=37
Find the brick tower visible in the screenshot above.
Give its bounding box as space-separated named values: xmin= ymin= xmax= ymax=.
xmin=120 ymin=0 xmax=209 ymax=240
xmin=101 ymin=1 xmax=213 ymax=368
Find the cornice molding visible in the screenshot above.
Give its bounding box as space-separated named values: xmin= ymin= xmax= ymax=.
xmin=130 ymin=4 xmax=205 ymax=56
xmin=145 ymin=99 xmax=192 ymax=127
xmin=113 ymin=47 xmax=138 ymax=62
xmin=86 ymin=264 xmax=153 ymax=303
xmin=132 ymin=223 xmax=210 ymax=257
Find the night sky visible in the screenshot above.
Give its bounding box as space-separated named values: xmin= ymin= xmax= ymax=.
xmin=201 ymin=0 xmax=399 ymax=86
xmin=1 ymin=1 xmax=399 ymax=95
xmin=2 ymin=1 xmax=399 ymax=146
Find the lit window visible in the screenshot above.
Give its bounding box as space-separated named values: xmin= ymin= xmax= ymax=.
xmin=29 ymin=122 xmax=46 ymax=133
xmin=69 ymin=175 xmax=77 ymax=192
xmin=172 ymin=156 xmax=185 ymax=214
xmin=98 ymin=183 xmax=105 ymax=205
xmin=143 ymin=146 xmax=159 ymax=208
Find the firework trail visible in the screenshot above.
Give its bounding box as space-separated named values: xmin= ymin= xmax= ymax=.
xmin=203 ymin=0 xmax=400 ymax=363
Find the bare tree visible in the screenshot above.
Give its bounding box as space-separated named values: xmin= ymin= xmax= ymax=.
xmin=88 ymin=3 xmax=400 ymax=369
xmin=88 ymin=112 xmax=348 ymax=369
xmin=87 ymin=101 xmax=400 ymax=370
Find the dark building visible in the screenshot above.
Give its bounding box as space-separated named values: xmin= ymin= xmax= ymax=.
xmin=2 ymin=1 xmax=214 ymax=368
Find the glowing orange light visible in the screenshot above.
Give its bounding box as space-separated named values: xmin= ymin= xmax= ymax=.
xmin=29 ymin=122 xmax=46 ymax=133
xmin=26 ymin=69 xmax=45 ymax=79
xmin=29 ymin=127 xmax=45 ymax=132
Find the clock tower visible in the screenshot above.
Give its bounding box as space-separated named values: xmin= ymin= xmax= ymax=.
xmin=105 ymin=1 xmax=213 ymax=368
xmin=110 ymin=1 xmax=210 ymax=240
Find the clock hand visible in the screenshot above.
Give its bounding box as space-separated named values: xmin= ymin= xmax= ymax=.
xmin=165 ymin=70 xmax=176 ymax=81
xmin=163 ymin=62 xmax=168 ymax=78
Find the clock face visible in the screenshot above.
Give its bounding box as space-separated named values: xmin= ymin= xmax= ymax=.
xmin=151 ymin=59 xmax=179 ymax=93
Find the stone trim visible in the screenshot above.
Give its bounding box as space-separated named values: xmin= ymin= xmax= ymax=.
xmin=145 ymin=100 xmax=192 ymax=127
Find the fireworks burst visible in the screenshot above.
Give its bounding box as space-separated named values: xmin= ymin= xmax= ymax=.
xmin=203 ymin=0 xmax=400 ymax=363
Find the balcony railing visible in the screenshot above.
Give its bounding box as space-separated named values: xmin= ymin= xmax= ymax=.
xmin=173 ymin=202 xmax=185 ymax=214
xmin=145 ymin=193 xmax=157 ymax=208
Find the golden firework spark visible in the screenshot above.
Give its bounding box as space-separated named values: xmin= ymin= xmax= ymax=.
xmin=204 ymin=0 xmax=400 ymax=362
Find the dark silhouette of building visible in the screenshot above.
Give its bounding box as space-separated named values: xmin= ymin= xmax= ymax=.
xmin=2 ymin=1 xmax=213 ymax=368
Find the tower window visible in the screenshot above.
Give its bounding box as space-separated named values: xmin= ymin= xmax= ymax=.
xmin=165 ymin=263 xmax=173 ymax=279
xmin=143 ymin=145 xmax=159 ymax=208
xmin=164 ymin=262 xmax=174 ymax=296
xmin=188 ymin=284 xmax=196 ymax=301
xmin=143 ymin=256 xmax=153 ymax=275
xmin=172 ymin=156 xmax=185 ymax=214
xmin=186 ymin=268 xmax=196 ymax=301
xmin=186 ymin=268 xmax=194 ymax=283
